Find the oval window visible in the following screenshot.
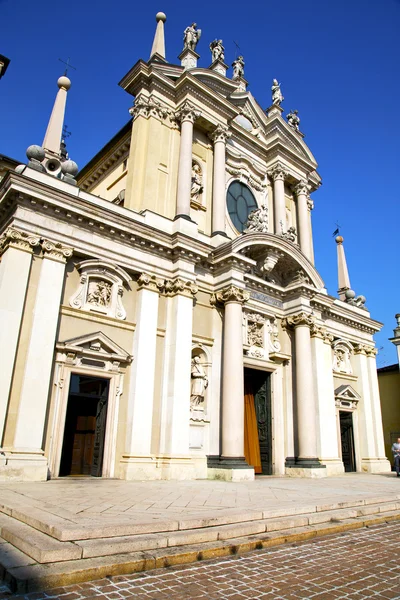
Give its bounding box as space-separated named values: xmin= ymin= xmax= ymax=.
xmin=226 ymin=181 xmax=258 ymax=233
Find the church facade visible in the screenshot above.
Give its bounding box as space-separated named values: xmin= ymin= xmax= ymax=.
xmin=0 ymin=13 xmax=390 ymax=482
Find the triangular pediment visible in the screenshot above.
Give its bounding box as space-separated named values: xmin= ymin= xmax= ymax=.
xmin=335 ymin=385 xmax=361 ymax=401
xmin=229 ymin=93 xmax=268 ymax=136
xmin=57 ymin=331 xmax=132 ymax=363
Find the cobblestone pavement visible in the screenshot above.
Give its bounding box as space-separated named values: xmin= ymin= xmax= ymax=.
xmin=1 ymin=521 xmax=400 ymax=599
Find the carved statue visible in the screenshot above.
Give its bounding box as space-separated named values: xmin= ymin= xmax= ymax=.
xmin=183 ymin=23 xmax=201 ymax=51
xmin=191 ymin=162 xmax=203 ymax=203
xmin=333 ymin=345 xmax=353 ymax=374
xmin=244 ymin=204 xmax=269 ymax=233
xmin=191 ymin=356 xmax=208 ymax=409
xmin=232 ymin=55 xmax=245 ymax=80
xmin=271 ymin=79 xmax=284 ymax=106
xmin=287 ymin=109 xmax=300 ymax=131
xmin=87 ymin=280 xmax=112 ymax=307
xmin=210 ymin=39 xmax=225 ymax=62
xmin=248 ymin=321 xmax=264 ymax=347
xmin=281 ymin=226 xmax=297 ymax=243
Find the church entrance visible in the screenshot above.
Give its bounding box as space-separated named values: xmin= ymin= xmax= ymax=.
xmin=59 ymin=374 xmax=110 ymax=477
xmin=339 ymin=411 xmax=356 ymax=472
xmin=244 ymin=368 xmax=272 ymax=475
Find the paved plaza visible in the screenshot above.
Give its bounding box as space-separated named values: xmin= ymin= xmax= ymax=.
xmin=1 ymin=521 xmax=399 ymax=599
xmin=1 ymin=473 xmax=399 ymax=524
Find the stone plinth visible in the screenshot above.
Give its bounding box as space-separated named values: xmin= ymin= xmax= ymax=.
xmin=209 ymin=59 xmax=229 ymax=77
xmin=178 ymin=48 xmax=200 ymax=70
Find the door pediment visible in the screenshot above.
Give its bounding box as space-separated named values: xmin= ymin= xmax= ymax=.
xmin=56 ymin=331 xmax=132 ymax=365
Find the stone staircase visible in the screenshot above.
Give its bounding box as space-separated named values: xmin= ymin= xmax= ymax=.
xmin=1 ymin=495 xmax=400 ymax=593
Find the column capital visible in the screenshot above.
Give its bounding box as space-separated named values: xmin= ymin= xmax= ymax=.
xmin=282 ymin=311 xmax=315 ymax=329
xmin=137 ymin=272 xmax=165 ymax=293
xmin=0 ymin=226 xmax=40 ymax=256
xmin=175 ymin=100 xmax=201 ymax=124
xmin=209 ymin=123 xmax=231 ymax=144
xmin=355 ymin=344 xmax=377 ymax=358
xmin=267 ymin=162 xmax=288 ymax=182
xmin=41 ymin=239 xmax=73 ymax=262
xmin=165 ymin=277 xmax=198 ymax=298
xmin=211 ymin=285 xmax=250 ymax=306
xmin=129 ymin=93 xmax=171 ymax=121
xmin=310 ymin=323 xmax=334 ymax=344
xmin=292 ymin=179 xmax=309 ymax=197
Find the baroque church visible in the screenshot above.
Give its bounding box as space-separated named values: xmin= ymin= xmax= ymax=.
xmin=0 ymin=13 xmax=390 ymax=482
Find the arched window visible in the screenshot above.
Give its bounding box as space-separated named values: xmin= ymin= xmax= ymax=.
xmin=226 ymin=181 xmax=258 ymax=232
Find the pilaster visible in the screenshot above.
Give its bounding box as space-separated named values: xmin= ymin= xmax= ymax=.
xmin=2 ymin=239 xmax=72 ymax=481
xmin=158 ymin=276 xmax=197 ymax=479
xmin=120 ymin=273 xmax=164 ymax=480
xmin=0 ymin=228 xmax=40 ymax=446
xmin=365 ymin=346 xmax=391 ymax=473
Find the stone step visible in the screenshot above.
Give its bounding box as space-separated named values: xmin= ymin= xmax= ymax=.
xmin=1 ymin=498 xmax=399 ymax=567
xmin=2 ymin=509 xmax=400 ymax=594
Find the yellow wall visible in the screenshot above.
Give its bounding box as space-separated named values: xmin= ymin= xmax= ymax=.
xmin=378 ymin=369 xmax=400 ymax=463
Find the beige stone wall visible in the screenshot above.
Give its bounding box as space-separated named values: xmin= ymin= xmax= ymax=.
xmin=89 ymin=159 xmax=128 ymax=202
xmin=378 ymin=370 xmax=400 ymax=462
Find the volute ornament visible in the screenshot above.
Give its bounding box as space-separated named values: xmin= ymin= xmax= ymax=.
xmin=175 ymin=101 xmax=201 ymax=125
xmin=0 ymin=226 xmax=40 ymax=255
xmin=129 ymin=94 xmax=170 ymax=121
xmin=293 ymin=180 xmax=309 ymax=197
xmin=281 ymin=312 xmax=315 ymax=329
xmin=137 ymin=273 xmax=165 ymax=293
xmin=268 ymin=162 xmax=288 ymax=182
xmin=209 ymin=123 xmax=231 ymax=144
xmin=41 ymin=239 xmax=73 ymax=261
xmin=211 ymin=285 xmax=250 ymax=305
xmin=165 ymin=277 xmax=198 ymax=297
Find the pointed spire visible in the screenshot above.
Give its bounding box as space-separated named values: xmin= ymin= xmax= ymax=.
xmin=335 ymin=235 xmax=351 ymax=300
xmin=42 ymin=75 xmax=71 ymax=156
xmin=150 ymin=12 xmax=167 ymax=59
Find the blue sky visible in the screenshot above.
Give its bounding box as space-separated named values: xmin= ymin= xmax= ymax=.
xmin=1 ymin=0 xmax=399 ymax=365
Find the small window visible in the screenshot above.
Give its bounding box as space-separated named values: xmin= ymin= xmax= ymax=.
xmin=226 ymin=181 xmax=258 ymax=233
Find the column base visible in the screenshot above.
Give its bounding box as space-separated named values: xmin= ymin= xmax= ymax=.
xmin=0 ymin=449 xmax=48 ymax=481
xmin=173 ymin=213 xmax=194 ymax=222
xmin=207 ymin=455 xmax=255 ymax=482
xmin=319 ymin=459 xmax=345 ymax=476
xmin=360 ymin=458 xmax=391 ymax=474
xmin=285 ymin=457 xmax=327 ymax=478
xmin=119 ymin=454 xmax=197 ymax=481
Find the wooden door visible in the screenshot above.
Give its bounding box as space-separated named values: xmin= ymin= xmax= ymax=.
xmin=253 ymin=373 xmax=272 ymax=475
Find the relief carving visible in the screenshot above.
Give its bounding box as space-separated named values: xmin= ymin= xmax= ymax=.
xmin=332 ymin=340 xmax=353 ymax=374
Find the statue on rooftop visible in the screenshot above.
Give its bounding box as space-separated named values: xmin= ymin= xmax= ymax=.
xmin=287 ymin=109 xmax=300 ymax=131
xmin=183 ymin=23 xmax=201 ymax=51
xmin=271 ymin=79 xmax=284 ymax=106
xmin=210 ymin=39 xmax=225 ymax=62
xmin=232 ymin=56 xmax=245 ymax=80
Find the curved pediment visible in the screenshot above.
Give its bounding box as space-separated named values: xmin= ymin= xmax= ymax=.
xmin=231 ymin=232 xmax=325 ymax=290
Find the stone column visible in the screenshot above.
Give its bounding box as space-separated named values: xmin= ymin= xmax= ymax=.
xmin=160 ymin=277 xmax=197 ymax=479
xmin=11 ymin=239 xmax=72 ymax=478
xmin=209 ymin=124 xmax=231 ymax=236
xmin=175 ymin=101 xmax=201 ymax=220
xmin=0 ymin=228 xmax=40 ymax=445
xmin=214 ymin=286 xmax=250 ymax=463
xmin=121 ymin=273 xmax=164 ymax=480
xmin=293 ymin=180 xmax=312 ymax=261
xmin=268 ymin=163 xmax=287 ymax=235
xmin=283 ymin=312 xmax=325 ymax=475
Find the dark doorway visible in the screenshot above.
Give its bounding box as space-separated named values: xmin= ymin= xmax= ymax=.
xmin=244 ymin=368 xmax=272 ymax=475
xmin=340 ymin=411 xmax=356 ymax=472
xmin=59 ymin=375 xmax=110 ymax=477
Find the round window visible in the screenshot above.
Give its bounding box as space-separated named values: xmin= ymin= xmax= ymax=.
xmin=226 ymin=181 xmax=258 ymax=233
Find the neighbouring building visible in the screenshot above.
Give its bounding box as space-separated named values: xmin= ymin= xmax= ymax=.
xmin=378 ymin=315 xmax=400 ymax=465
xmin=0 ymin=14 xmax=391 ymax=482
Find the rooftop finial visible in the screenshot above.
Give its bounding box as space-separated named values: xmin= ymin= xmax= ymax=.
xmin=150 ymin=12 xmax=167 ymax=59
xmin=335 ymin=233 xmax=367 ymax=309
xmin=42 ymin=75 xmax=71 ymax=156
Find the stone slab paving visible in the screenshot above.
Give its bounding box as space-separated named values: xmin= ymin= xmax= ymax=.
xmin=0 ymin=473 xmax=400 ymax=534
xmin=1 ymin=520 xmax=399 ymax=599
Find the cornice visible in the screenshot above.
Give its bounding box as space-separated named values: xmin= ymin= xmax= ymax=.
xmin=0 ymin=174 xmax=211 ymax=267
